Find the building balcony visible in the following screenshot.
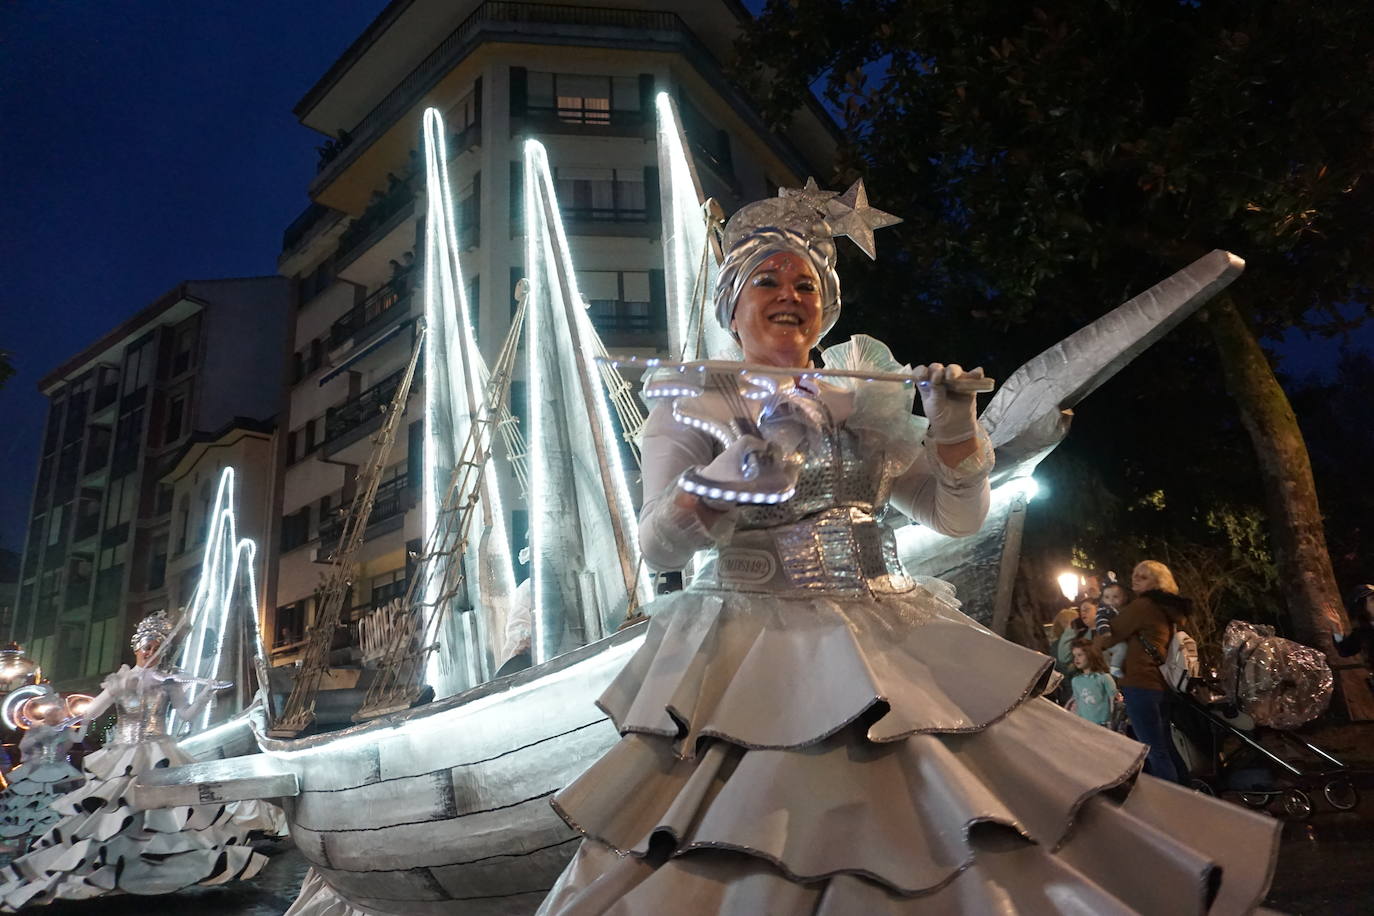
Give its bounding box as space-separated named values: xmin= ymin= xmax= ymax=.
xmin=587 ymin=299 xmax=669 ymax=350
xmin=335 ymin=177 xmax=418 ymax=271
xmin=364 ymin=576 xmax=410 ymax=613
xmin=281 ymin=201 xmax=347 ymax=260
xmin=316 ymin=474 xmax=414 ymax=560
xmin=310 ymin=1 xmax=687 ymax=196
xmin=328 ymin=284 xmax=412 ymax=352
xmin=514 ymin=105 xmax=650 ymax=141
xmin=322 ymin=368 xmax=409 ymax=458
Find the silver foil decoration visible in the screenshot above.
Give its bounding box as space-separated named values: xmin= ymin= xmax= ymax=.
xmin=1221 ymin=620 xmax=1333 ymax=730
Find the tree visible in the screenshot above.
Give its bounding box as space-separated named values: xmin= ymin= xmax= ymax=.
xmin=738 ymin=0 xmax=1374 ymax=648
xmin=0 ymin=351 xmax=12 ymax=392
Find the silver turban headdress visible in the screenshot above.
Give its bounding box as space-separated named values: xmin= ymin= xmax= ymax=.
xmin=131 ymin=609 xmax=174 ymax=651
xmin=714 ymin=178 xmax=900 ymax=340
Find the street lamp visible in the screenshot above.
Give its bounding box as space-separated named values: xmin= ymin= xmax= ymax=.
xmin=1057 ymin=572 xmax=1082 ymax=603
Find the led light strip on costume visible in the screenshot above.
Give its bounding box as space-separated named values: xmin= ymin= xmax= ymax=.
xmin=677 ymin=476 xmax=795 ymax=506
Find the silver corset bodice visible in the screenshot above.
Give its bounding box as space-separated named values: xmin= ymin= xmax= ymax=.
xmin=22 ymin=726 xmax=73 ymax=766
xmin=697 ymin=394 xmax=911 ymax=597
xmin=111 ymin=683 xmax=170 ymax=744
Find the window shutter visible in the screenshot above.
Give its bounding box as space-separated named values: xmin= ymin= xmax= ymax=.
xmin=510 ymin=160 xmax=525 ymax=227
xmin=649 ymin=270 xmax=667 ymax=331
xmin=644 ymin=166 xmax=661 ymax=222
xmin=638 ymin=74 xmax=654 ymax=118
xmin=509 ymin=67 xmax=527 ymax=118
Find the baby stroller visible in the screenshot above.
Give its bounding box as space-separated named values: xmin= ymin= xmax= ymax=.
xmin=1167 ymin=621 xmax=1359 ymax=819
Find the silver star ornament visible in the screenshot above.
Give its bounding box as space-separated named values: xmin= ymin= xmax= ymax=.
xmin=825 ymin=179 xmax=902 ymax=259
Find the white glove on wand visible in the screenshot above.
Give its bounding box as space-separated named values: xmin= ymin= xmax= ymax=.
xmin=915 ymin=363 xmax=985 ymax=445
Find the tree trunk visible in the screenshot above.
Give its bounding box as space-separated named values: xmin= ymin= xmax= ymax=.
xmin=1203 ymin=294 xmax=1346 ymax=650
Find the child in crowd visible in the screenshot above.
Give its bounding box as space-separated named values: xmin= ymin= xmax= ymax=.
xmin=1067 ymin=640 xmax=1118 ymax=726
xmin=1098 ymin=581 xmax=1133 ymax=679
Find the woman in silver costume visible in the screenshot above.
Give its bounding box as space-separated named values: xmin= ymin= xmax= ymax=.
xmin=0 ymin=611 xmax=284 ymax=909
xmin=538 ymin=184 xmax=1280 ymax=914
xmin=0 ymin=691 xmax=83 ymax=858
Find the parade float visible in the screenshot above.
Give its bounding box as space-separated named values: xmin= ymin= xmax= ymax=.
xmin=140 ymin=99 xmax=1244 ymax=915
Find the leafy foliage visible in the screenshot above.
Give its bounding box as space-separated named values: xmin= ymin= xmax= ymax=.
xmin=740 ymin=1 xmax=1374 ymax=329
xmin=737 ymin=0 xmax=1374 ymax=633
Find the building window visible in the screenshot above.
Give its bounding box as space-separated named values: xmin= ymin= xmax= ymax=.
xmin=176 ymin=494 xmax=191 ymax=554
xmin=171 ymin=319 xmax=198 ymax=377
xmin=447 ymin=84 xmax=481 ymax=145
xmin=300 ymin=258 xmax=335 ymax=305
xmin=528 ymin=72 xmax=641 ymax=125
xmin=147 ymin=534 xmax=168 ymax=591
xmin=275 ymin=600 xmax=307 ymax=648
xmin=46 ymin=504 xmax=65 ymax=548
xmin=280 ymin=507 xmax=310 ymax=552
xmin=368 ymin=568 xmax=408 ymax=610
xmin=554 ymin=167 xmax=646 ymax=222
xmin=121 ymin=338 xmax=155 ymax=396
xmin=104 ymin=475 xmax=137 ymax=531
xmin=578 ymin=270 xmax=666 ymax=335
xmin=113 ymin=405 xmax=146 ymax=473
xmin=164 ymin=393 xmax=187 ymax=445
xmin=466 ymin=275 xmax=480 ymax=336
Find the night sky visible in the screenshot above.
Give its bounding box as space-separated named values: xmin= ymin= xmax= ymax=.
xmin=1 ymin=2 xmax=1371 ymax=553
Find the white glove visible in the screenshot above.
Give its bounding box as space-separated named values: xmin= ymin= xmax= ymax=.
xmin=914 ymin=363 xmax=984 ymax=445
xmin=679 ymin=434 xmax=799 ymax=507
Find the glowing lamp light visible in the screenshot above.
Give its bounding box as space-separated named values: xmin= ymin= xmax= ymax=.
xmin=1057 ymin=572 xmax=1083 ymax=603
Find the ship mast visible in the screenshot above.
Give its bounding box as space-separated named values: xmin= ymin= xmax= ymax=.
xmin=353 ymin=293 xmax=526 ymax=718
xmin=267 ymin=332 xmax=425 ymax=738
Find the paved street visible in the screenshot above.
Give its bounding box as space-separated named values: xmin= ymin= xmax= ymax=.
xmin=28 ymin=801 xmax=1374 ymax=915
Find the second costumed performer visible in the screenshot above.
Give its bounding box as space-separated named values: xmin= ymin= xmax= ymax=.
xmin=0 ymin=611 xmax=286 ymax=909
xmin=538 ymin=183 xmax=1280 ymax=914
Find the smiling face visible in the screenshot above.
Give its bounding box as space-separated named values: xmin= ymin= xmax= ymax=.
xmin=730 ymin=252 xmax=823 ymax=368
xmin=1103 ymin=584 xmax=1128 ymax=610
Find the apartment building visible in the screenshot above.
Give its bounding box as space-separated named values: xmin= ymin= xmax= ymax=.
xmin=13 ymin=278 xmax=288 ymax=691
xmin=269 ymin=0 xmax=837 ymax=664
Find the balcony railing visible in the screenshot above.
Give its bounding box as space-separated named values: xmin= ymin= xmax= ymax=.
xmin=562 ymin=206 xmax=648 ymax=224
xmin=329 ymin=283 xmax=412 ymax=349
xmin=524 ymin=105 xmax=647 ymax=130
xmin=282 ymin=201 xmax=342 ymax=254
xmin=312 ymin=2 xmax=685 ymax=191
xmin=335 ymin=175 xmax=418 ymax=267
xmin=587 ymin=299 xmax=665 ymax=335
xmin=325 ymin=369 xmax=406 ymax=446
xmin=318 ymin=474 xmax=412 ymax=546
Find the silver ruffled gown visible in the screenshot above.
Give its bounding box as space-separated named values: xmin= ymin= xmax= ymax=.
xmin=539 ymin=365 xmax=1280 ymax=914
xmin=0 ymin=665 xmax=285 ymax=909
xmin=0 ymin=724 xmax=84 ymax=857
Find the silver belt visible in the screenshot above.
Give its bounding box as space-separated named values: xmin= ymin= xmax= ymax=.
xmin=693 ymin=507 xmax=914 ymax=596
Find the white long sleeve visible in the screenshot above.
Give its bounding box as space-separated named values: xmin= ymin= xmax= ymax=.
xmin=889 ymin=431 xmax=994 ymax=537
xmin=636 ymin=403 xmax=735 ymax=571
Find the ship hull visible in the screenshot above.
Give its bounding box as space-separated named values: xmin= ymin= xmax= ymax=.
xmin=263 ymin=624 xmax=643 ymax=914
